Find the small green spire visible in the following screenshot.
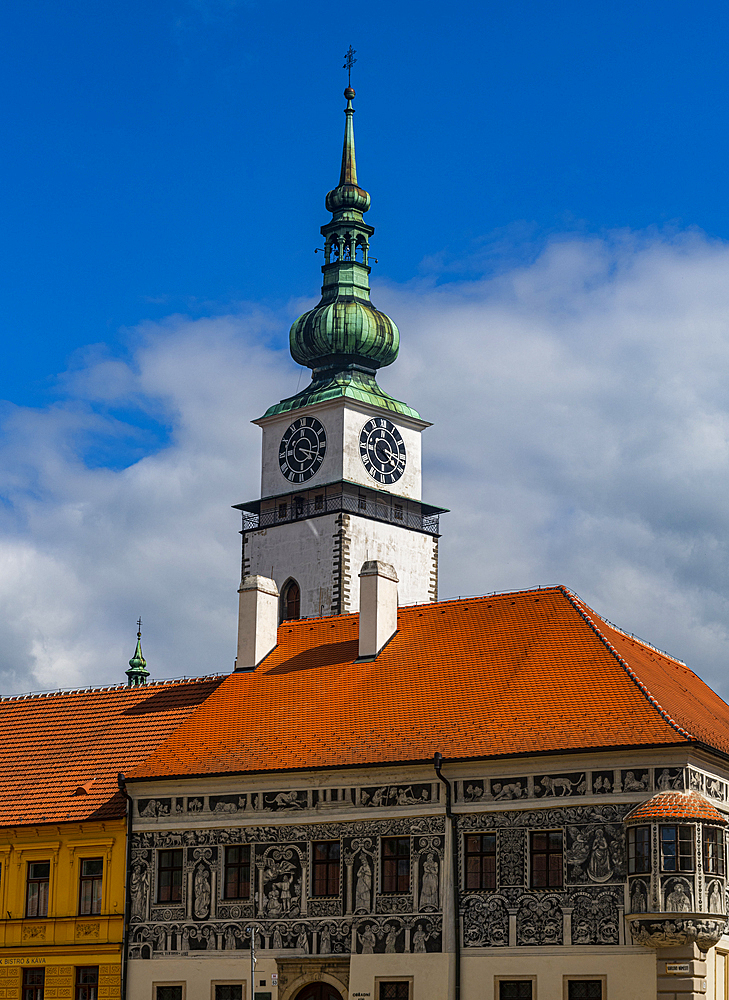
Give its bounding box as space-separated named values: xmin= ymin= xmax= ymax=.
xmin=126 ymin=618 xmax=149 ymax=688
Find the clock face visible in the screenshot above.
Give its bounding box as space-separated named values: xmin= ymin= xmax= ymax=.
xmin=278 ymin=416 xmax=327 ymax=483
xmin=359 ymin=417 xmax=407 ymax=485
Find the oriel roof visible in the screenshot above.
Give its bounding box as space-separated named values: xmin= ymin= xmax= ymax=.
xmin=129 ymin=586 xmax=729 ymax=781
xmin=0 ymin=676 xmax=224 ymax=827
xmin=625 ymin=790 xmax=727 ymax=825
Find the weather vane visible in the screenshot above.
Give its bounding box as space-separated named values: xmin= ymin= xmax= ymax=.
xmin=343 ymin=45 xmax=356 ymax=87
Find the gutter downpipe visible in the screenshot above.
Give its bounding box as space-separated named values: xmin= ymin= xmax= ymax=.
xmin=434 ymin=752 xmax=461 ymax=1000
xmin=117 ymin=772 xmax=133 ymax=1000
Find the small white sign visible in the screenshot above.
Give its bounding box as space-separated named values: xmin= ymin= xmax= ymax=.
xmin=666 ymin=963 xmax=691 ymax=974
xmin=271 ymin=974 xmax=278 ymax=986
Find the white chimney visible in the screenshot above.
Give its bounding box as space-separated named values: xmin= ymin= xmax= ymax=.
xmin=358 ymin=560 xmax=399 ymax=659
xmin=236 ymin=575 xmax=279 ymax=670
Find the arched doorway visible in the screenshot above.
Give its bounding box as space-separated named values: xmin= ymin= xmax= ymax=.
xmin=293 ymin=984 xmax=344 ymax=1000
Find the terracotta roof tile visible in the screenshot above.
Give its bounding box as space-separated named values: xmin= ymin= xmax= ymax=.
xmin=0 ymin=676 xmax=224 ymax=827
xmin=625 ymin=791 xmax=727 ymax=824
xmin=130 ymin=586 xmax=729 ymax=781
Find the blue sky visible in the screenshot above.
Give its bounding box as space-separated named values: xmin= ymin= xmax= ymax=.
xmin=5 ymin=1 xmax=729 ymax=695
xmin=3 ymin=0 xmax=729 ymax=405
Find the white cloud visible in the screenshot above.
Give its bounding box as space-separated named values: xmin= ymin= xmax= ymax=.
xmin=3 ymin=230 xmax=729 ymax=699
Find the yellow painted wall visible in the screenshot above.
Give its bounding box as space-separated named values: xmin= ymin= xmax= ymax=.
xmin=0 ymin=819 xmax=126 ymax=998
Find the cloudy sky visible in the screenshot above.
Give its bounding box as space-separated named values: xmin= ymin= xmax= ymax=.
xmin=3 ymin=1 xmax=729 ymax=697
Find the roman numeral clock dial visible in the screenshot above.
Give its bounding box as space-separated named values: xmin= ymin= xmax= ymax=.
xmin=278 ymin=416 xmax=327 ymax=483
xmin=359 ymin=417 xmax=407 ymax=485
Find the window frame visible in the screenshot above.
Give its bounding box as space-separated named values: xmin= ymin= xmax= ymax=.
xmin=660 ymin=824 xmax=695 ymax=872
xmin=563 ymin=977 xmax=605 ymax=1000
xmin=376 ymin=977 xmax=412 ymax=1000
xmin=153 ymin=985 xmax=186 ymax=1000
xmin=495 ymin=977 xmax=537 ymax=1000
xmin=211 ymin=984 xmax=245 ymax=1000
xmin=78 ymin=857 xmax=103 ymax=916
xmin=704 ymin=825 xmax=726 ymax=876
xmin=26 ymin=859 xmax=51 ymax=918
xmin=464 ymin=831 xmax=497 ymax=890
xmin=627 ymin=825 xmax=651 ymax=874
xmin=311 ymin=840 xmax=341 ymax=897
xmin=223 ymin=845 xmax=251 ymax=900
xmin=530 ymin=830 xmax=563 ymax=889
xmin=157 ymin=849 xmax=183 ymax=904
xmin=22 ymin=968 xmax=45 ymax=1000
xmin=381 ymin=837 xmax=411 ymax=894
xmin=75 ymin=966 xmax=98 ymax=1000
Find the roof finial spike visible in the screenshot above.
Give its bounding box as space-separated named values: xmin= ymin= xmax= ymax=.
xmin=126 ymin=616 xmax=150 ymax=688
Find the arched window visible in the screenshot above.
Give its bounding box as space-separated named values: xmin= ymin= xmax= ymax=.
xmin=281 ymin=579 xmax=301 ymax=621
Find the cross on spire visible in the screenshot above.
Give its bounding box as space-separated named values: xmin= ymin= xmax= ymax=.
xmin=343 ymin=45 xmax=356 ymax=87
xmin=136 ymin=616 xmax=142 ymax=638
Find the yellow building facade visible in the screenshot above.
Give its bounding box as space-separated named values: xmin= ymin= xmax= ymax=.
xmin=0 ymin=819 xmax=125 ymax=999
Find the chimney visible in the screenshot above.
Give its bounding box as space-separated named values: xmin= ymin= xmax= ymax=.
xmin=236 ymin=575 xmax=279 ymax=670
xmin=358 ymin=560 xmax=399 ymax=659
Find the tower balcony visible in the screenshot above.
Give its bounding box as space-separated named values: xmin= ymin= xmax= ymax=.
xmin=234 ymin=482 xmax=446 ymax=536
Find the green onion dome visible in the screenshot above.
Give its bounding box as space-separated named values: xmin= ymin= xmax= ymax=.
xmin=290 ymin=297 xmax=399 ymax=373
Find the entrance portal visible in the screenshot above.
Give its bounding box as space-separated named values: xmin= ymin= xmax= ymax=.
xmin=293 ymin=984 xmax=344 ymax=1000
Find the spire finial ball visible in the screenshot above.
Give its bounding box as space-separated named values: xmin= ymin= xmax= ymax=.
xmin=344 ymin=86 xmax=355 ymax=100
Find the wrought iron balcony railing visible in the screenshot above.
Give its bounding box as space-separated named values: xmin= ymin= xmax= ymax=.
xmin=239 ymin=490 xmax=441 ymax=536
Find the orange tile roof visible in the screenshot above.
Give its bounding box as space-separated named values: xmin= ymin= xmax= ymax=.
xmin=625 ymin=791 xmax=727 ymax=825
xmin=130 ymin=586 xmax=729 ymax=781
xmin=0 ymin=676 xmax=224 ymax=827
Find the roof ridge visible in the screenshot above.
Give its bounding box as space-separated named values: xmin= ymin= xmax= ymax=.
xmin=558 ymin=586 xmax=694 ymax=743
xmin=1 ymin=673 xmax=227 ymax=703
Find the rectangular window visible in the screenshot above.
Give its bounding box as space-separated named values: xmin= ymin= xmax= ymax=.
xmin=278 ymin=503 xmax=287 ymax=519
xmin=660 ymin=825 xmax=694 ymax=871
xmin=155 ymin=988 xmax=183 ymax=1000
xmin=315 ymin=495 xmax=324 ymax=510
xmin=79 ymin=858 xmax=103 ymax=915
xmin=158 ymin=850 xmax=183 ymax=903
xmin=224 ymin=845 xmax=250 ymax=899
xmin=22 ymin=969 xmax=45 ymax=1000
xmin=531 ymin=830 xmax=563 ymax=888
xmin=628 ymin=825 xmax=651 ymax=874
xmin=214 ymin=988 xmax=243 ymax=1000
xmin=567 ymin=982 xmax=602 ymax=1000
xmin=704 ymin=826 xmax=725 ymax=875
xmin=26 ymin=860 xmax=50 ymax=917
xmin=465 ymin=832 xmax=497 ymax=890
xmin=382 ymin=837 xmax=410 ymax=893
xmin=312 ymin=841 xmax=340 ymax=896
xmin=75 ymin=967 xmax=98 ymax=1000
xmin=499 ymin=983 xmax=533 ymax=1000
xmin=379 ymin=984 xmax=409 ymax=1000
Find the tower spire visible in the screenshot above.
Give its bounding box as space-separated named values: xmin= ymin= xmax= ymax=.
xmin=126 ymin=618 xmax=149 ymax=688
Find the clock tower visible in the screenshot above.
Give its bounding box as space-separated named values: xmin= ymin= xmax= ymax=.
xmin=234 ymin=86 xmax=446 ymax=619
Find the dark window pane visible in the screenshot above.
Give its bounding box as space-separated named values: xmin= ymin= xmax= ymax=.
xmin=530 ymin=831 xmax=563 ymax=888
xmin=382 ymin=838 xmax=410 ymax=893
xmin=500 ymin=983 xmax=533 ymax=1000
xmin=156 ymin=989 xmax=183 ymax=1000
xmin=312 ymin=841 xmax=340 ymax=897
xmin=628 ymin=826 xmax=651 ymax=874
xmin=158 ymin=850 xmax=183 ymax=903
xmin=464 ymin=832 xmax=497 ymax=890
xmin=224 ymin=845 xmax=250 ymax=900
xmin=567 ymin=982 xmax=602 ymax=999
xmin=215 ymin=988 xmax=243 ymax=1000
xmin=661 ymin=826 xmax=694 ymax=872
xmin=379 ymin=984 xmax=409 ymax=1000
